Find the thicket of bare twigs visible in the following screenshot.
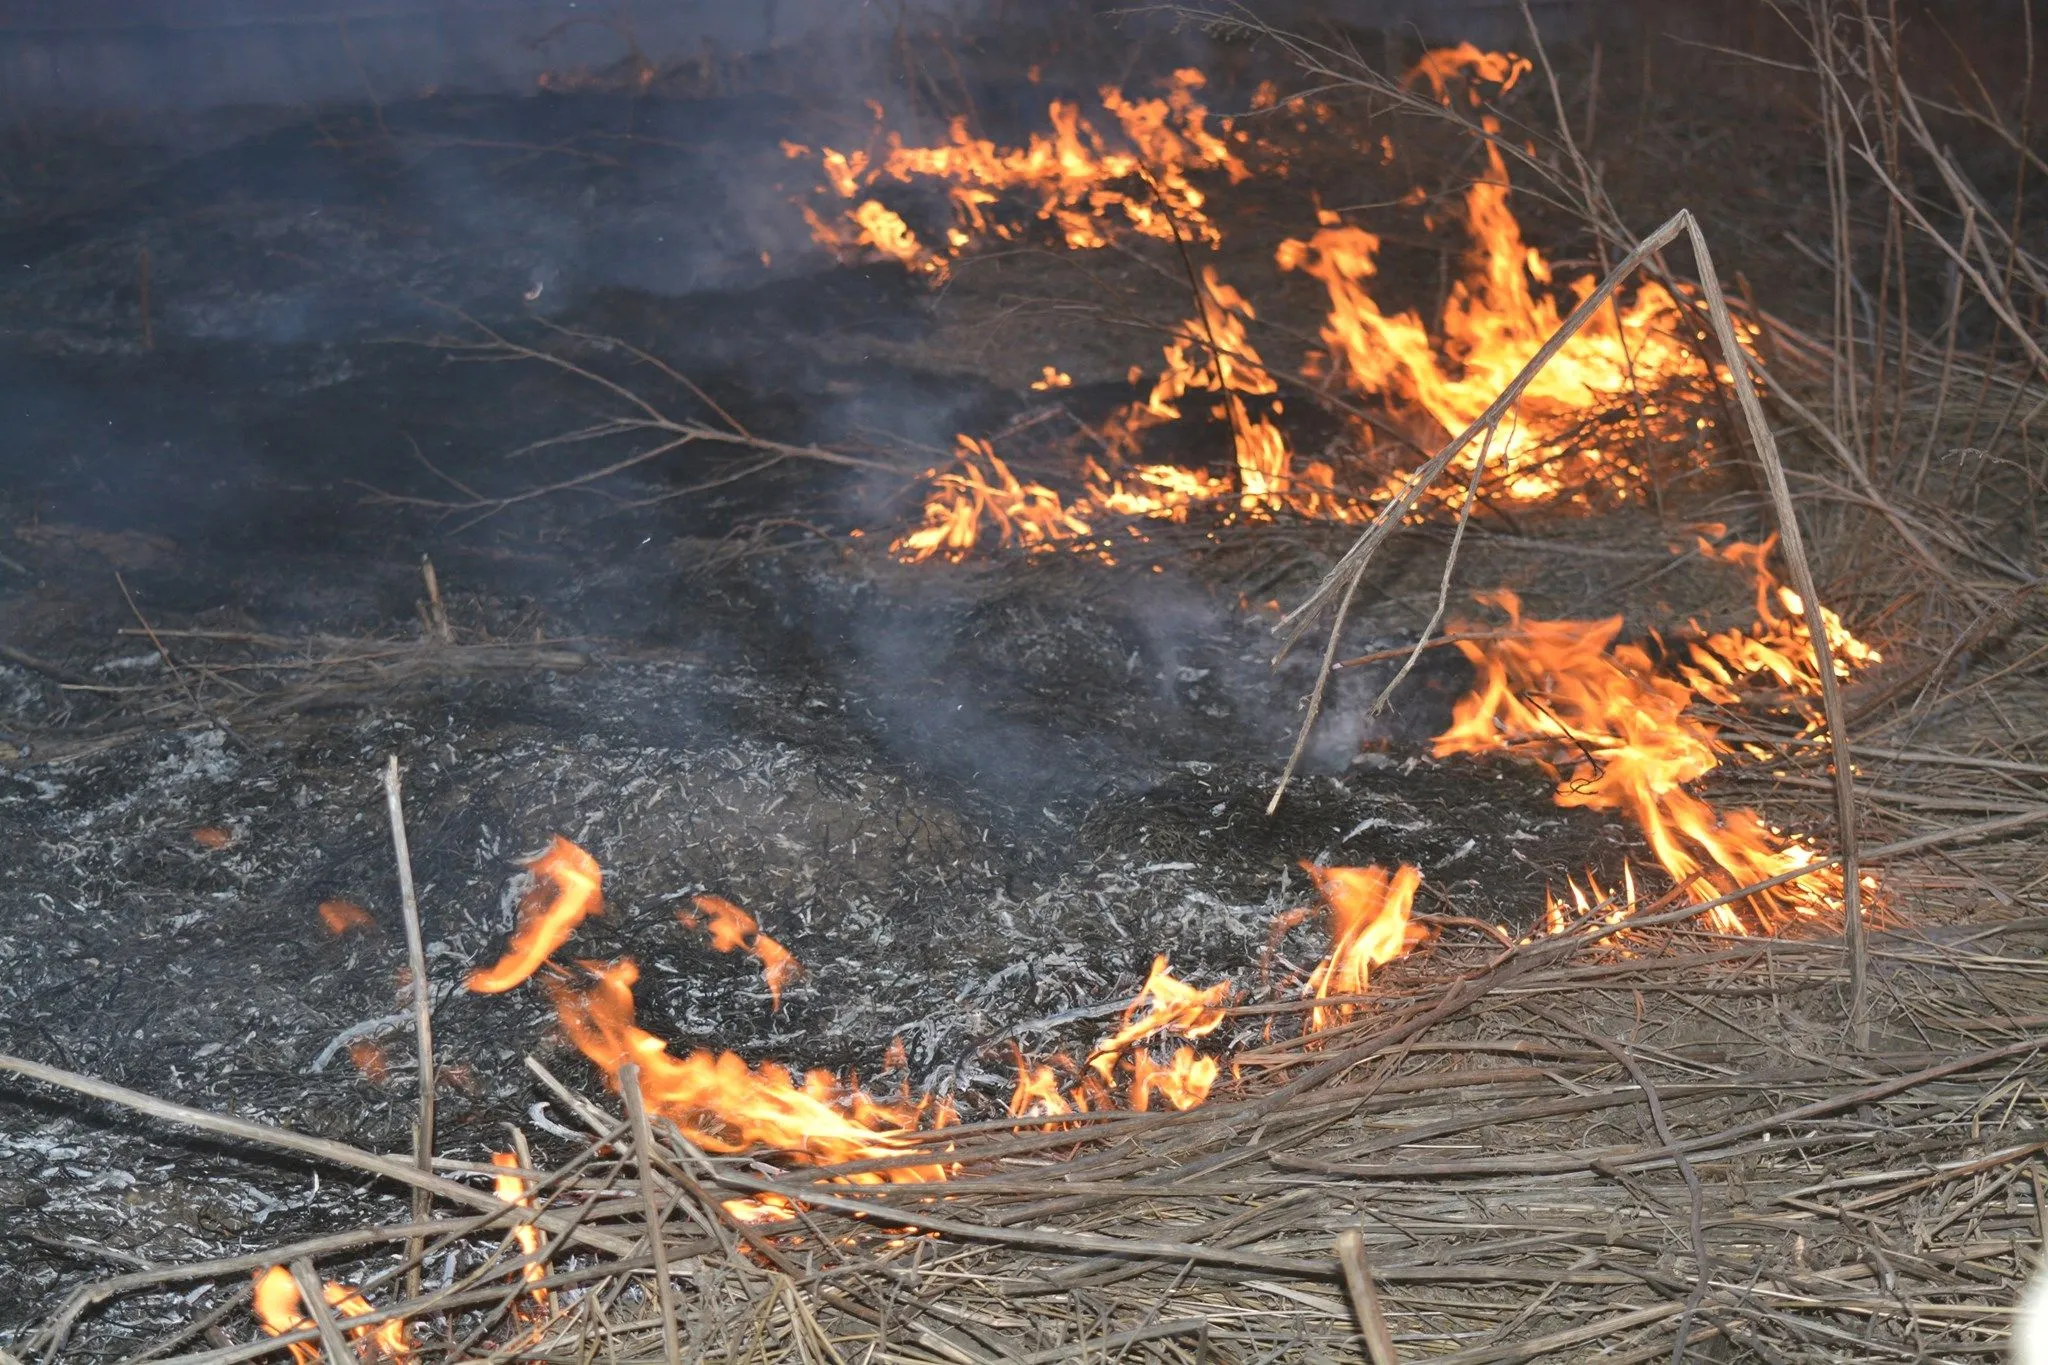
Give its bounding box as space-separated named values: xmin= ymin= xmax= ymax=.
xmin=6 ymin=3 xmax=2047 ymax=1362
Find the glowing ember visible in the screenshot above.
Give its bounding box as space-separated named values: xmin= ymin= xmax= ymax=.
xmin=1300 ymin=864 xmax=1429 ymax=1033
xmin=467 ymin=837 xmax=603 ymax=994
xmin=346 ymin=1039 xmax=390 ymax=1086
xmin=679 ymin=894 xmax=801 ymax=1009
xmin=546 ymin=959 xmax=955 ymax=1183
xmin=251 ymin=1265 xmax=410 ymax=1363
xmin=318 ymin=899 xmax=374 ymax=935
xmin=1433 ymin=590 xmax=1852 ymax=932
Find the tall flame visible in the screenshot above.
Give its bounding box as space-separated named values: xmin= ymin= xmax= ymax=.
xmin=467 ymin=837 xmax=603 ymax=994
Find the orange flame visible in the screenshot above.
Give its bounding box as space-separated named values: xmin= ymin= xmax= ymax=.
xmin=1301 ymin=864 xmax=1428 ymax=1032
xmin=467 ymin=837 xmax=603 ymax=994
xmin=251 ymin=1266 xmax=410 ymax=1363
xmin=680 ymin=894 xmax=801 ymax=1009
xmin=1433 ymin=591 xmax=1849 ymax=932
xmin=546 ymin=959 xmax=954 ymax=1183
xmin=797 ymin=69 xmax=1248 ymax=277
xmin=1088 ymin=955 xmax=1230 ymax=1080
xmin=1680 ymin=534 xmax=1881 ymax=703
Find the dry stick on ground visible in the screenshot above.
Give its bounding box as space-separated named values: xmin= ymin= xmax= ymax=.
xmin=1368 ymin=422 xmax=1495 ymax=716
xmin=0 ymin=1054 xmax=632 ymax=1256
xmin=1336 ymin=1230 xmax=1401 ymax=1365
xmin=382 ymin=755 xmax=436 ymax=1299
xmin=618 ymin=1064 xmax=684 ymax=1365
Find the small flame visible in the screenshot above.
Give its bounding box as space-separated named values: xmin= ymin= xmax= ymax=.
xmin=251 ymin=1266 xmax=410 ymax=1363
xmin=1681 ymin=535 xmax=1881 ymax=702
xmin=1087 ymin=954 xmax=1230 ymax=1081
xmin=1301 ymin=864 xmax=1428 ymax=1032
xmin=468 ymin=837 xmax=603 ymax=994
xmin=319 ymin=900 xmax=374 ymax=935
xmin=1030 ymin=366 xmax=1073 ymax=390
xmin=490 ymin=1152 xmax=550 ymax=1308
xmin=680 ymin=894 xmax=801 ymax=1009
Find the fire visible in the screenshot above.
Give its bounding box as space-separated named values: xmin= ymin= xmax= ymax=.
xmin=546 ymin=959 xmax=955 ymax=1183
xmin=1300 ymin=864 xmax=1429 ymax=1033
xmin=795 ymin=69 xmax=1248 ymax=277
xmin=1433 ymin=590 xmax=1855 ymax=932
xmin=467 ymin=837 xmax=603 ymax=994
xmin=251 ymin=1266 xmax=410 ymax=1363
xmin=1087 ymin=954 xmax=1229 ymax=1080
xmin=318 ymin=899 xmax=374 ymax=935
xmin=490 ymin=1152 xmax=550 ymax=1308
xmin=869 ymin=48 xmax=1726 ymax=563
xmin=1275 ymin=114 xmax=1694 ymax=502
xmin=679 ymin=894 xmax=800 ymax=1009
xmin=891 ymin=436 xmax=1095 ymax=562
xmin=1679 ymin=534 xmax=1881 ymax=703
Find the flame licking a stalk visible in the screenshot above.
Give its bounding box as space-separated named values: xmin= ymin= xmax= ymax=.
xmin=546 ymin=959 xmax=955 ymax=1183
xmin=680 ymin=894 xmax=800 ymax=1009
xmin=467 ymin=837 xmax=603 ymax=994
xmin=490 ymin=1152 xmax=550 ymax=1310
xmin=1432 ymin=589 xmax=1863 ymax=932
xmin=252 ymin=1266 xmax=410 ymax=1364
xmin=1300 ymin=864 xmax=1429 ymax=1033
xmin=1277 ymin=44 xmax=1699 ymax=506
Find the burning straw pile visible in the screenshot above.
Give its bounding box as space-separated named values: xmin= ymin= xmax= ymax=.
xmin=8 ymin=2 xmax=2048 ymax=1360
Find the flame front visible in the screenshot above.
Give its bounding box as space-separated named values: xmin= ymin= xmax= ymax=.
xmin=251 ymin=1266 xmax=410 ymax=1364
xmin=467 ymin=837 xmax=603 ymax=994
xmin=795 ymin=69 xmax=1247 ymax=278
xmin=863 ymin=47 xmax=1722 ymax=563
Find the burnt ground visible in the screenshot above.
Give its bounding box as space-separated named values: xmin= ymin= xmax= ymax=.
xmin=0 ymin=82 xmax=1805 ymax=1349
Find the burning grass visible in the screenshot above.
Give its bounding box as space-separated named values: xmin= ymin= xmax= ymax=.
xmin=5 ymin=3 xmax=2047 ymax=1360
